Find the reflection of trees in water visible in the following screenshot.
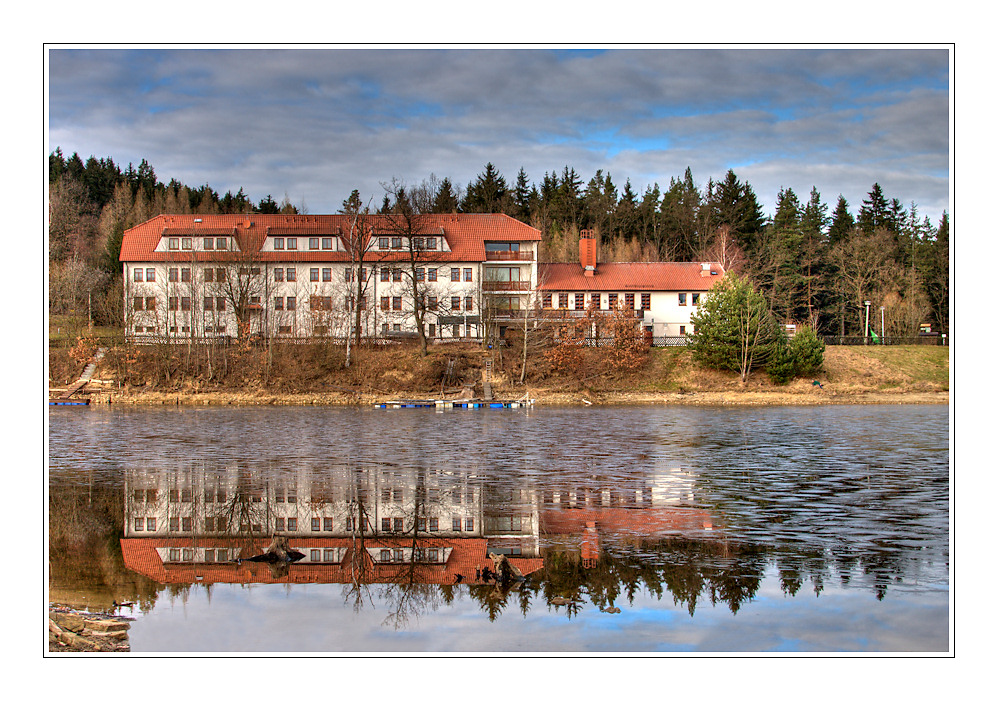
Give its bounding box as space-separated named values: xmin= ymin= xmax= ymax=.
xmin=48 ymin=475 xmax=162 ymax=613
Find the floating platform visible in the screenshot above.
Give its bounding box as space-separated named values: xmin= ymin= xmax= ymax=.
xmin=49 ymin=399 xmax=91 ymax=406
xmin=374 ymin=399 xmax=533 ymax=410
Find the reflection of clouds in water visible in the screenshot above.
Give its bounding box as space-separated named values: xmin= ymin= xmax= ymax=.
xmin=128 ymin=568 xmax=949 ymax=653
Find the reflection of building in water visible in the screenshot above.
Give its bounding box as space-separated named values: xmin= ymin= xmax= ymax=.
xmin=122 ymin=462 xmax=544 ymax=585
xmin=121 ymin=536 xmax=544 ymax=586
xmin=123 ymin=462 xmax=500 ymax=542
xmin=122 ymin=461 xmax=715 ymax=585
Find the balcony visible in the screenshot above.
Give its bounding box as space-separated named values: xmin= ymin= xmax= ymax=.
xmin=482 ymin=280 xmax=532 ymax=292
xmin=485 ymin=250 xmax=534 ymax=261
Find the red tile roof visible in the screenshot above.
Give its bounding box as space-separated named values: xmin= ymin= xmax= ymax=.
xmin=540 ymin=507 xmax=715 ymax=535
xmin=538 ymin=262 xmax=724 ymax=292
xmin=119 ymin=213 xmax=541 ymax=263
xmin=120 ymin=536 xmax=544 ymax=586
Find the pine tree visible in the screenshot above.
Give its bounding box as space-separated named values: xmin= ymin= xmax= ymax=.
xmin=827 ymin=195 xmax=855 ymax=245
xmin=858 ymin=183 xmax=889 ymax=234
xmin=462 ymin=162 xmax=509 ymax=213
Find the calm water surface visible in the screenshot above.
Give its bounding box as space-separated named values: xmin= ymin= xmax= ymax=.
xmin=48 ymin=404 xmax=950 ymax=653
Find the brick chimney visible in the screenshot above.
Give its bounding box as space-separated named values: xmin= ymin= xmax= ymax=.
xmin=700 ymin=262 xmax=712 ymax=277
xmin=580 ymin=229 xmax=598 ymax=277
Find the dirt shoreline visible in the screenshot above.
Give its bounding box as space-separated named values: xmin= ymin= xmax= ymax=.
xmin=70 ymin=387 xmax=948 ymax=407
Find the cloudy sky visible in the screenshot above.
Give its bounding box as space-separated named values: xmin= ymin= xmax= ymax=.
xmin=47 ymin=46 xmax=950 ymax=225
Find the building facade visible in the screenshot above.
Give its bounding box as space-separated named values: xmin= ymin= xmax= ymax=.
xmin=120 ymin=214 xmax=723 ymax=343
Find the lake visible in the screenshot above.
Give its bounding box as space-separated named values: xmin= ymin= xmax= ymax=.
xmin=47 ymin=403 xmax=950 ymax=653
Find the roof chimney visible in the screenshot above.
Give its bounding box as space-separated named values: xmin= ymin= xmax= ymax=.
xmin=580 ymin=229 xmax=598 ymax=277
xmin=700 ymin=262 xmax=712 ymax=277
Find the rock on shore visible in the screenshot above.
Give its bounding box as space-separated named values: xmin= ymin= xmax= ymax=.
xmin=48 ymin=607 xmax=131 ymax=653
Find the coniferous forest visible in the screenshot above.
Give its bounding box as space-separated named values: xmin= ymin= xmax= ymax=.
xmin=48 ymin=150 xmax=949 ymax=338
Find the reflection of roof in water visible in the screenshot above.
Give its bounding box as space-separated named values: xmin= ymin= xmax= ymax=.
xmin=120 ymin=536 xmax=544 ymax=586
xmin=540 ymin=507 xmax=714 ymax=536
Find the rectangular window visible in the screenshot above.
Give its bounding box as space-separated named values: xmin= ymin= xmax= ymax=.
xmin=168 ymin=268 xmax=178 ymax=282
xmin=392 ymin=268 xmax=402 ymax=282
xmin=679 ymin=325 xmax=687 ymax=336
xmin=625 ymin=293 xmax=635 ymax=309
xmin=286 ymin=297 xmax=296 ymax=311
xmin=309 ymin=238 xmax=319 ymax=250
xmin=181 ymin=237 xmax=192 ymax=250
xmin=380 ymin=296 xmax=390 ymax=311
xmin=429 ymin=518 xmax=439 ymax=532
xmin=146 ymin=268 xmax=156 ymax=282
xmin=216 ymin=268 xmax=226 ymax=281
xmin=382 ymin=517 xmax=391 ymax=532
xmin=392 ymin=296 xmax=402 ymax=311
xmin=453 ymin=517 xmax=462 ymax=531
xmin=428 ymin=268 xmax=437 ymax=282
xmin=379 ymin=237 xmax=389 ymax=249
xmin=181 ymin=267 xmax=191 ymax=282
xmin=169 ymin=517 xmax=179 ymax=532
xmin=321 ymin=237 xmax=332 ymax=250
xmin=168 ymin=238 xmax=178 ymax=250
xmin=287 ymin=238 xmax=297 ymax=250
xmin=274 ymin=296 xmax=284 ymax=310
xmin=451 ymin=268 xmax=460 ymax=282
xmin=133 ymin=297 xmax=143 ymax=311
xmin=322 ymin=268 xmax=331 ymax=282
xmin=273 ymin=237 xmax=284 ymax=250
xmin=393 ymin=518 xmax=403 ymax=532
xmin=324 ymin=549 xmax=336 ymax=562
xmin=464 ymin=268 xmax=473 ymax=282
xmin=559 ymin=293 xmax=568 ymax=309
xmin=275 ymin=517 xmax=285 ymax=531
xmin=641 ymin=293 xmax=651 ymax=310
xmin=182 ymin=517 xmax=192 ymax=531
xmin=216 ymin=238 xmax=227 ymax=250
xmin=286 ymin=268 xmax=296 ymax=281
xmin=311 ymin=549 xmax=321 ymax=562
xmin=428 ymin=324 xmax=435 ymax=337
xmin=608 ymin=293 xmax=618 ymax=309
xmin=428 ymin=296 xmax=438 ymax=311
xmin=181 ymin=297 xmax=191 ymax=311
xmin=323 ymin=517 xmax=333 ymax=531
xmin=310 ymin=268 xmax=319 ymax=282
xmin=205 ymin=549 xmax=215 ymax=563
xmin=416 ymin=268 xmax=424 ymax=282
xmin=216 ymin=297 xmax=225 ymax=311
xmin=426 ymin=237 xmax=437 ymax=250
xmin=391 ymin=237 xmax=402 ymax=249
xmin=590 ymin=293 xmax=600 ymax=309
xmin=451 ymin=296 xmax=461 ymax=311
xmin=274 ymin=268 xmax=284 ymax=282
xmin=542 ymin=292 xmax=552 ymax=308
xmin=287 ymin=517 xmax=297 ymax=531
xmin=692 ymin=293 xmax=700 ymax=306
xmin=204 ymin=268 xmax=214 ymax=283
xmin=168 ymin=296 xmax=178 ymax=311
xmin=145 ymin=297 xmax=156 ymax=311
xmin=344 ymin=268 xmax=353 ymax=283
xmin=134 ymin=269 xmax=143 ymax=282
xmin=465 ymin=297 xmax=474 ymax=311
xmin=204 ymin=237 xmax=214 ymax=250
xmin=574 ymin=293 xmax=584 ymax=309
xmin=134 ymin=518 xmax=144 ymax=532
xmin=311 ymin=517 xmax=320 ymax=532
xmin=679 ymin=292 xmax=687 ymax=306
xmin=465 ymin=517 xmax=474 ymax=531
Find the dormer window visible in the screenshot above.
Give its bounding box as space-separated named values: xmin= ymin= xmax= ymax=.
xmin=287 ymin=238 xmax=297 ymax=250
xmin=168 ymin=237 xmax=179 ymax=250
xmin=216 ymin=238 xmax=227 ymax=250
xmin=379 ymin=237 xmax=389 ymax=249
xmin=273 ymin=237 xmax=285 ymax=250
xmin=321 ymin=237 xmax=332 ymax=250
xmin=204 ymin=238 xmax=214 ymax=250
xmin=425 ymin=237 xmax=437 ymax=250
xmin=181 ymin=238 xmax=192 ymax=250
xmin=309 ymin=238 xmax=319 ymax=250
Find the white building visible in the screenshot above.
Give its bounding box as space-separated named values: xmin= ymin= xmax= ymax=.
xmin=120 ymin=214 xmax=723 ymax=343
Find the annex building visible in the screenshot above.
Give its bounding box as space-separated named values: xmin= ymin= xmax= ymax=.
xmin=119 ymin=213 xmax=724 ymax=343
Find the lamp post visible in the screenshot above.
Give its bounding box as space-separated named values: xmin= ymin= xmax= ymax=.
xmin=864 ymin=300 xmax=871 ymax=344
xmin=880 ymin=306 xmax=885 ymax=339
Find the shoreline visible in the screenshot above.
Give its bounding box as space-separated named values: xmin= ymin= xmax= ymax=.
xmin=63 ymin=387 xmax=949 ymax=407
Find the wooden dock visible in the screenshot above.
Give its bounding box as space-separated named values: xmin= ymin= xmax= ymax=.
xmin=374 ymin=399 xmax=534 ymax=410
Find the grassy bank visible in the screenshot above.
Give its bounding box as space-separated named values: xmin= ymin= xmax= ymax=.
xmin=48 ymin=338 xmax=949 ymax=407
